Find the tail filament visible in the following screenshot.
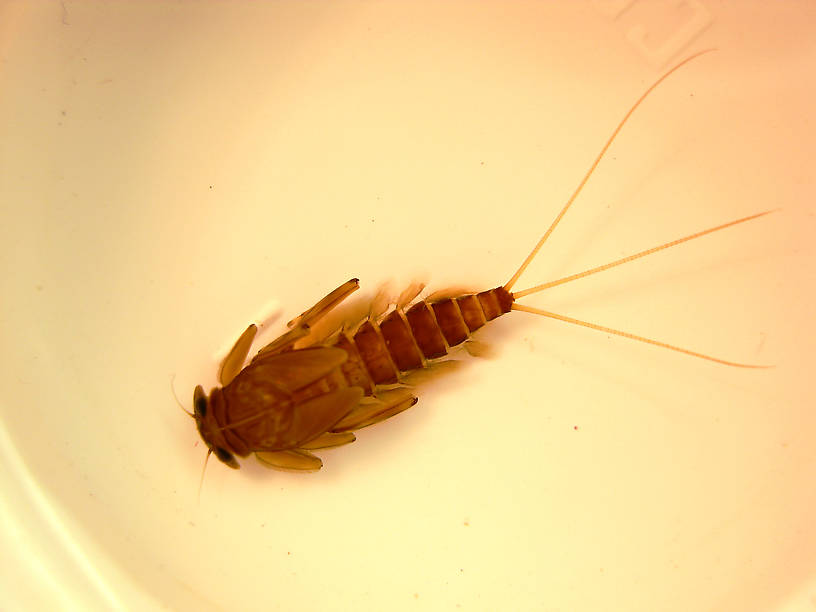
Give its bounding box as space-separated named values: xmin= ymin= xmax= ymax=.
xmin=504 ymin=49 xmax=772 ymax=368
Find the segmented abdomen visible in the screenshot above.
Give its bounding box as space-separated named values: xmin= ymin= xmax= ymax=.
xmin=332 ymin=287 xmax=514 ymax=392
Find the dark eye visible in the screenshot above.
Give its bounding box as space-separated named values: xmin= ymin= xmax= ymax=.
xmin=214 ymin=447 xmax=239 ymax=468
xmin=214 ymin=447 xmax=231 ymax=462
xmin=193 ymin=386 xmax=207 ymax=417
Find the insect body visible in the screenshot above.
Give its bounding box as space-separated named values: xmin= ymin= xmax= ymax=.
xmin=193 ymin=282 xmax=514 ymax=471
xmin=190 ymin=51 xmax=770 ymax=472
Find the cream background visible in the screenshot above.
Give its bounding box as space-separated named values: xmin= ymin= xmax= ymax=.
xmin=1 ymin=2 xmax=814 ymax=611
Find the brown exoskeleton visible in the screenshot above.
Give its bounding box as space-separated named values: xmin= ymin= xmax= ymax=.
xmin=187 ymin=51 xmax=771 ymax=473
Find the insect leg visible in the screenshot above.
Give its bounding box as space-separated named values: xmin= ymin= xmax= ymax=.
xmin=252 ymin=324 xmax=312 ymax=358
xmin=331 ymin=388 xmax=418 ymax=432
xmin=287 ymin=278 xmax=360 ymax=330
xmin=255 ymin=449 xmax=324 ymax=472
xmin=255 ymin=279 xmax=360 ymax=356
xmin=219 ymin=324 xmax=258 ymax=385
xmin=300 ymin=431 xmax=357 ymax=450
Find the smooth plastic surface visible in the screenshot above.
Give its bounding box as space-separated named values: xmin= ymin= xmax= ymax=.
xmin=2 ymin=2 xmax=815 ymax=611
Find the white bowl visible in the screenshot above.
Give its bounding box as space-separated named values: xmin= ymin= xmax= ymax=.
xmin=2 ymin=2 xmax=814 ymax=610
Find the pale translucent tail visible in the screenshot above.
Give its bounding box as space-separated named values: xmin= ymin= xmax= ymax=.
xmin=504 ymin=50 xmax=772 ymax=368
xmin=512 ymin=210 xmax=775 ymax=300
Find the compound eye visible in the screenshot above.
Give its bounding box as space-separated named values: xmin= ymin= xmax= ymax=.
xmin=193 ymin=386 xmax=207 ymax=417
xmin=214 ymin=447 xmax=239 ymax=469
